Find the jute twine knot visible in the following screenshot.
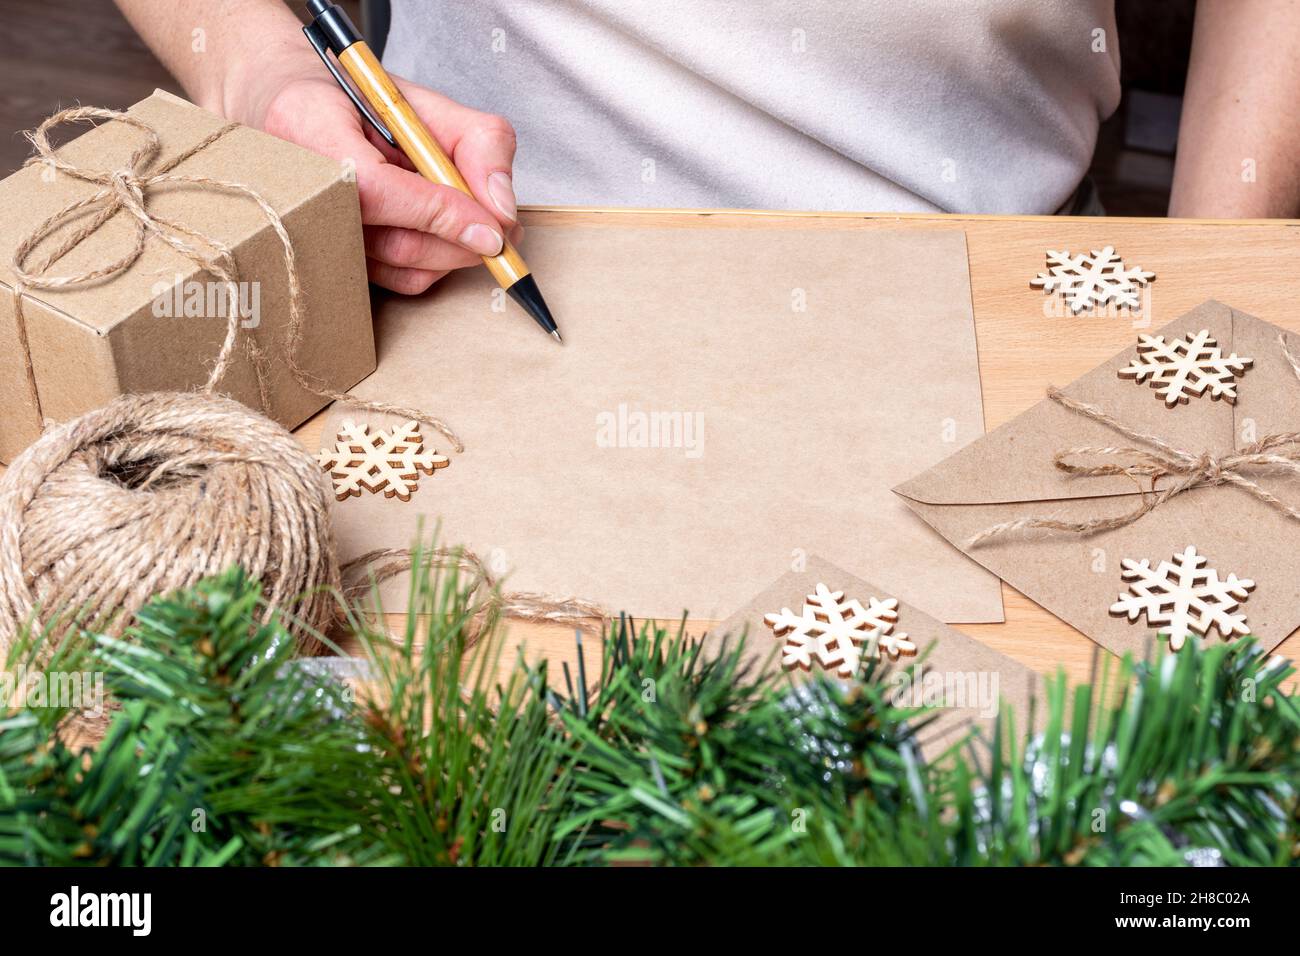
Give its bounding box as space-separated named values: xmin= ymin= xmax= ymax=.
xmin=0 ymin=106 xmax=606 ymax=668
xmin=967 ymin=333 xmax=1300 ymax=548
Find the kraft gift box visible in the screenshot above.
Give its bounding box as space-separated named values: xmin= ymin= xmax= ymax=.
xmin=0 ymin=90 xmax=375 ymax=463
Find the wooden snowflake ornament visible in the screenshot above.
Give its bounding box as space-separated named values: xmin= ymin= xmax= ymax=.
xmin=316 ymin=420 xmax=449 ymax=502
xmin=763 ymin=583 xmax=915 ymax=678
xmin=1109 ymin=546 xmax=1254 ymax=651
xmin=1117 ymin=329 xmax=1253 ymax=406
xmin=1031 ymin=246 xmax=1154 ymax=313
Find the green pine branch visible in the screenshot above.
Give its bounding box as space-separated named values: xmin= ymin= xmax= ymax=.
xmin=0 ymin=556 xmax=1295 ymax=867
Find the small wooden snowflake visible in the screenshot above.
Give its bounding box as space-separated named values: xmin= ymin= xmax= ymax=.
xmin=1109 ymin=546 xmax=1254 ymax=651
xmin=1031 ymin=246 xmax=1154 ymax=313
xmin=1117 ymin=329 xmax=1253 ymax=406
xmin=316 ymin=420 xmax=449 ymax=502
xmin=763 ymin=583 xmax=915 ymax=678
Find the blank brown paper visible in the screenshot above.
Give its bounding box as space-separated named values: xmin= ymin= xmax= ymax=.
xmin=324 ymin=225 xmax=1002 ymax=623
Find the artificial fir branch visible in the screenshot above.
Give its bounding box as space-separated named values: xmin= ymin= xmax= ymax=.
xmin=0 ymin=560 xmax=1295 ymax=866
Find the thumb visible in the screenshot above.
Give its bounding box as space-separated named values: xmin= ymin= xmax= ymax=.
xmin=450 ymin=113 xmax=519 ymax=227
xmin=398 ymin=92 xmax=519 ymax=227
xmin=392 ymin=79 xmax=520 ymax=228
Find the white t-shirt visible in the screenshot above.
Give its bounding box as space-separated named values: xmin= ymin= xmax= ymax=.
xmin=384 ymin=1 xmax=1121 ymax=214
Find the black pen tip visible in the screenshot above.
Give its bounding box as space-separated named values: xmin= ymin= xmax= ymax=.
xmin=506 ymin=273 xmax=561 ymax=341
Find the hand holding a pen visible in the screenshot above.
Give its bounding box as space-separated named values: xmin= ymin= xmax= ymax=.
xmin=115 ymin=0 xmax=561 ymax=339
xmin=114 ymin=0 xmax=522 ymax=295
xmin=255 ymin=68 xmax=525 ymax=294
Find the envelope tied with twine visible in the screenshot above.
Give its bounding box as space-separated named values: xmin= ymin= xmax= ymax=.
xmin=895 ymin=300 xmax=1300 ymax=658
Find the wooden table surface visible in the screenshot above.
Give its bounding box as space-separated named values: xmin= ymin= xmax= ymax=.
xmin=5 ymin=207 xmax=1296 ymax=691
xmin=297 ymin=207 xmax=1300 ymax=690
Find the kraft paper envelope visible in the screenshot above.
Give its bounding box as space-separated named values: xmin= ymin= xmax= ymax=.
xmin=896 ymin=300 xmax=1300 ymax=658
xmin=325 ymin=225 xmax=1002 ymax=623
xmin=704 ymin=556 xmax=1041 ymax=760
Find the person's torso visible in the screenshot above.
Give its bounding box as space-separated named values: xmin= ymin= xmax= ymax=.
xmin=385 ymin=0 xmax=1121 ymax=214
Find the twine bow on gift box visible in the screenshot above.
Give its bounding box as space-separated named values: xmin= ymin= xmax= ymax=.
xmin=967 ymin=333 xmax=1300 ymax=547
xmin=9 ymin=105 xmax=463 ymax=450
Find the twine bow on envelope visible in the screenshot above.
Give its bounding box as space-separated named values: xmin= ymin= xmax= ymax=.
xmin=9 ymin=105 xmax=463 ymax=450
xmin=967 ymin=334 xmax=1300 ymax=547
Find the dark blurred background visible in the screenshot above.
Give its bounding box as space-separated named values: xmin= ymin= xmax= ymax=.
xmin=0 ymin=0 xmax=1195 ymax=216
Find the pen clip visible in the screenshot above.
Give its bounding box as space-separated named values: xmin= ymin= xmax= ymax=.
xmin=303 ymin=22 xmax=397 ymax=148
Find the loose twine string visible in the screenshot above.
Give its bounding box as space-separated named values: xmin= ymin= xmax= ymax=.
xmin=340 ymin=547 xmax=608 ymax=644
xmin=966 ymin=332 xmax=1300 ymax=548
xmin=0 ymin=106 xmax=606 ymax=660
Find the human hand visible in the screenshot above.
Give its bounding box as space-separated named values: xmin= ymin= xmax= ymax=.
xmin=236 ymin=59 xmax=522 ymax=293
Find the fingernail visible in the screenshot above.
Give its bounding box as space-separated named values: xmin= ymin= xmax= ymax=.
xmin=459 ymin=223 xmax=503 ymax=256
xmin=487 ymin=171 xmax=517 ymax=221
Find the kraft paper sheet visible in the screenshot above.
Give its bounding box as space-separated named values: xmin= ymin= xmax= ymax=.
xmin=325 ymin=225 xmax=1001 ymax=623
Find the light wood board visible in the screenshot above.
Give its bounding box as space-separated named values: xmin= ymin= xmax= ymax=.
xmin=7 ymin=207 xmax=1299 ymax=692
xmin=303 ymin=207 xmax=1300 ymax=690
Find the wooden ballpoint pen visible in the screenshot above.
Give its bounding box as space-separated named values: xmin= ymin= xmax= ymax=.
xmin=303 ymin=0 xmax=563 ymax=343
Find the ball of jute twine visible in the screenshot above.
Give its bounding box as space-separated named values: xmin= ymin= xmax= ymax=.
xmin=0 ymin=392 xmax=338 ymax=653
